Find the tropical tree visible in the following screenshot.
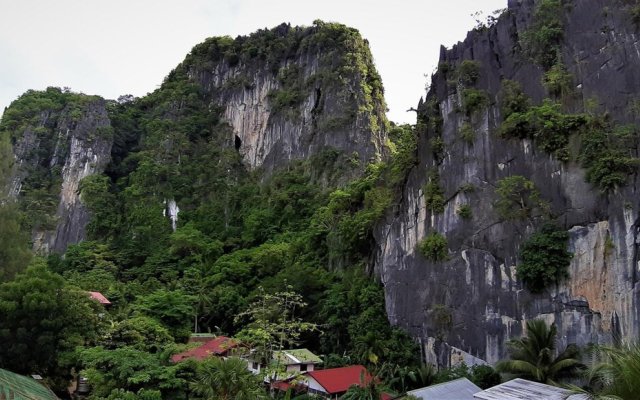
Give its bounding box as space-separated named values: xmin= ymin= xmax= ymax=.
xmin=234 ymin=286 xmax=318 ymax=367
xmin=191 ymin=357 xmax=267 ymax=400
xmin=496 ymin=319 xmax=583 ymax=384
xmin=0 ymin=259 xmax=102 ymax=389
xmin=578 ymin=343 xmax=640 ymax=400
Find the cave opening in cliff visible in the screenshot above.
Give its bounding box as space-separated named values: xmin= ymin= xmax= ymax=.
xmin=234 ymin=135 xmax=242 ymax=151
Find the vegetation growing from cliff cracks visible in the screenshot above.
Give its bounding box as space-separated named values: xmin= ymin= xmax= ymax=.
xmin=418 ymin=233 xmax=448 ymax=262
xmin=424 ymin=169 xmax=445 ymax=214
xmin=457 ymin=204 xmax=473 ymax=219
xmin=517 ymin=224 xmax=572 ymax=293
xmin=456 ymin=60 xmax=482 ymax=86
xmin=498 ymin=89 xmax=639 ymax=191
xmin=520 ymin=0 xmax=565 ymax=70
xmin=462 ymin=88 xmax=489 ymax=116
xmin=494 ymin=176 xmax=547 ymax=221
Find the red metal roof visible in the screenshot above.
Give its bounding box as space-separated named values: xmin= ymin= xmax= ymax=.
xmin=306 ymin=365 xmax=373 ymax=394
xmin=88 ymin=291 xmax=111 ymax=305
xmin=171 ymin=336 xmax=239 ymax=362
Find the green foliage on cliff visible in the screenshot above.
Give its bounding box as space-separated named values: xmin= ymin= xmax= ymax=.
xmin=499 ymin=92 xmax=639 ymax=191
xmin=500 ymin=80 xmax=530 ymax=118
xmin=517 ymin=224 xmax=572 ymax=293
xmin=542 ymin=62 xmax=573 ymax=98
xmin=457 ymin=60 xmax=482 ymax=86
xmin=462 ymin=88 xmax=489 ymax=115
xmin=424 ymin=169 xmax=445 ymax=214
xmin=495 ymin=176 xmax=547 ymax=220
xmin=418 ymin=233 xmax=448 ymax=262
xmin=520 ymin=0 xmax=564 ymax=70
xmin=500 ymin=100 xmax=585 ymax=161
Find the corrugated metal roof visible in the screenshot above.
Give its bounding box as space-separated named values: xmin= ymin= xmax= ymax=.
xmin=0 ymin=368 xmax=58 ymax=400
xmin=408 ymin=378 xmax=481 ymax=400
xmin=473 ymin=378 xmax=589 ymax=400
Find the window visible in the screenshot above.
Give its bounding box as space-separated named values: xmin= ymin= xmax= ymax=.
xmin=300 ymin=364 xmax=307 ymax=372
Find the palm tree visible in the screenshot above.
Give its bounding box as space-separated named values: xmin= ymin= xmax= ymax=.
xmin=578 ymin=343 xmax=640 ymax=400
xmin=191 ymin=357 xmax=268 ymax=400
xmin=495 ymin=319 xmax=583 ymax=384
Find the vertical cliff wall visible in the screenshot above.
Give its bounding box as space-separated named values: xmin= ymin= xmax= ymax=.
xmin=178 ymin=21 xmax=387 ymax=176
xmin=376 ymin=0 xmax=640 ymax=365
xmin=1 ymin=88 xmax=113 ymax=254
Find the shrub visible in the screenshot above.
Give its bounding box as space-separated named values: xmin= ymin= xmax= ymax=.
xmin=500 ymin=80 xmax=529 ymax=118
xmin=457 ymin=204 xmax=472 ymax=219
xmin=460 ymin=122 xmax=474 ymax=144
xmin=580 ymin=118 xmax=639 ymax=192
xmin=424 ymin=170 xmax=445 ymax=214
xmin=517 ymin=223 xmax=572 ymax=293
xmin=494 ymin=176 xmax=547 ymax=220
xmin=543 ymin=63 xmax=573 ymax=98
xmin=499 ymin=100 xmax=586 ymax=161
xmin=462 ymin=89 xmax=489 ymax=115
xmin=459 ymin=183 xmax=475 ymax=193
xmin=430 ymin=136 xmax=445 ymax=159
xmin=520 ymin=0 xmax=564 ymax=69
xmin=418 ymin=233 xmax=448 ymax=262
xmin=457 ymin=60 xmax=482 ymax=86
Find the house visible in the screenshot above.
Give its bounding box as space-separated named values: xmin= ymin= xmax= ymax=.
xmin=246 ymin=348 xmax=322 ymax=376
xmin=303 ymin=365 xmax=375 ymax=399
xmin=407 ymin=378 xmax=481 ymax=400
xmin=0 ymin=368 xmax=58 ymax=400
xmin=87 ymin=291 xmax=111 ymax=306
xmin=272 ymin=349 xmax=322 ymax=373
xmin=473 ymin=378 xmax=589 ymax=400
xmin=171 ymin=336 xmax=239 ymax=363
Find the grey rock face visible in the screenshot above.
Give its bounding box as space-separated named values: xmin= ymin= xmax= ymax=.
xmin=376 ymin=0 xmax=640 ymax=365
xmin=9 ymin=99 xmax=113 ymax=254
xmin=185 ymin=32 xmax=386 ymax=176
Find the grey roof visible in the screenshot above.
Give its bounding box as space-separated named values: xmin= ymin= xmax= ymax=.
xmin=408 ymin=378 xmax=482 ymax=400
xmin=473 ymin=379 xmax=590 ymax=400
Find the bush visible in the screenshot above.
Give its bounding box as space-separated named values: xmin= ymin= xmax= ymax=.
xmin=500 ymin=80 xmax=529 ymax=118
xmin=460 ymin=122 xmax=474 ymax=144
xmin=457 ymin=60 xmax=482 ymax=86
xmin=418 ymin=233 xmax=448 ymax=262
xmin=499 ymin=100 xmax=586 ymax=161
xmin=543 ymin=63 xmax=573 ymax=98
xmin=580 ymin=118 xmax=639 ymax=192
xmin=424 ymin=170 xmax=445 ymax=214
xmin=494 ymin=176 xmax=547 ymax=220
xmin=517 ymin=223 xmax=572 ymax=293
xmin=457 ymin=204 xmax=472 ymax=219
xmin=430 ymin=136 xmax=445 ymax=159
xmin=462 ymin=89 xmax=489 ymax=115
xmin=520 ymin=0 xmax=564 ymax=69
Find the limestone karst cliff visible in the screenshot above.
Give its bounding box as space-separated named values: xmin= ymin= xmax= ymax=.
xmin=1 ymin=21 xmax=387 ymax=254
xmin=2 ymin=1 xmax=640 ymax=370
xmin=375 ymin=0 xmax=640 ymax=366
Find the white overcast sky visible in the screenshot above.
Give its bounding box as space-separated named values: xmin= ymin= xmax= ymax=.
xmin=0 ymin=0 xmax=507 ymax=124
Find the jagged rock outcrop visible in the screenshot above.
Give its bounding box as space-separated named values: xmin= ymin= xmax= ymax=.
xmin=179 ymin=22 xmax=387 ymax=175
xmin=4 ymin=90 xmax=113 ymax=254
xmin=376 ymin=0 xmax=640 ymax=365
